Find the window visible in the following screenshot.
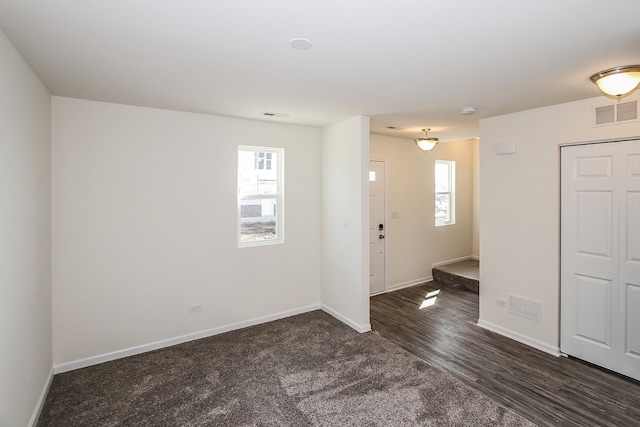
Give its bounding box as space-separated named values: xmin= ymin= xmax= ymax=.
xmin=238 ymin=146 xmax=283 ymax=247
xmin=435 ymin=160 xmax=455 ymax=226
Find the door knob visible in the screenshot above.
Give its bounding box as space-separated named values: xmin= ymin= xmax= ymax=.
xmin=379 ymin=234 xmax=385 ymax=239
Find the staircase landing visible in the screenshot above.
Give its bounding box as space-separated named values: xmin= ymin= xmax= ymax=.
xmin=432 ymin=259 xmax=479 ymax=293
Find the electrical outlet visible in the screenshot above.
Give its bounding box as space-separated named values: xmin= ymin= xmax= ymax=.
xmin=189 ymin=304 xmax=202 ymax=313
xmin=496 ymin=298 xmax=507 ymax=308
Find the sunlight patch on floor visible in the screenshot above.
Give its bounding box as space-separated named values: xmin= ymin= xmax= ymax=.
xmin=420 ymin=289 xmax=440 ymax=309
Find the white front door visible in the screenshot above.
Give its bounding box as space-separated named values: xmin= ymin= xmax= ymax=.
xmin=561 ymin=140 xmax=640 ymax=381
xmin=369 ymin=160 xmax=385 ymax=295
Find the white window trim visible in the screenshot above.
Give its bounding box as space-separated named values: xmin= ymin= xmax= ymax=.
xmin=435 ymin=160 xmax=455 ymax=227
xmin=237 ymin=145 xmax=284 ymax=247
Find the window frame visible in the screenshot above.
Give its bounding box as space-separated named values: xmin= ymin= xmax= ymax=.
xmin=237 ymin=145 xmax=284 ymax=247
xmin=435 ymin=160 xmax=455 ymax=227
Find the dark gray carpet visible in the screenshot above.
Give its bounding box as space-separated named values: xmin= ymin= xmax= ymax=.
xmin=38 ymin=311 xmax=536 ymax=426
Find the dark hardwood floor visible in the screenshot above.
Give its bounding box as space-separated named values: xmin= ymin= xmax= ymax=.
xmin=370 ymin=282 xmax=640 ymax=427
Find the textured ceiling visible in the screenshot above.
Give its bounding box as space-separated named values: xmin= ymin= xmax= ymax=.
xmin=1 ymin=0 xmax=639 ymax=142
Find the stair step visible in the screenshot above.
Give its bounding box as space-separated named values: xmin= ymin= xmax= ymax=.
xmin=432 ymin=260 xmax=479 ymax=294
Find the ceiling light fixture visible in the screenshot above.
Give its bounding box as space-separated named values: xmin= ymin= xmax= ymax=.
xmin=590 ymin=65 xmax=640 ymax=100
xmin=415 ymin=128 xmax=438 ymax=151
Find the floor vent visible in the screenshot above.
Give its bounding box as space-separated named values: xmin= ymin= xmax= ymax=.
xmin=508 ymin=295 xmax=541 ymax=321
xmin=593 ymin=100 xmax=638 ymax=127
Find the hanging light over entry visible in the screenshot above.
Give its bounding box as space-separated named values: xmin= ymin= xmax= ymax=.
xmin=415 ymin=128 xmax=439 ymax=151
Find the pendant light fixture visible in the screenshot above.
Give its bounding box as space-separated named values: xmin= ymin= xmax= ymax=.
xmin=590 ymin=65 xmax=640 ymax=100
xmin=415 ymin=128 xmax=438 ymax=151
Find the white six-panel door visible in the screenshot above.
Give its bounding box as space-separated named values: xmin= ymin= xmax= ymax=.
xmin=618 ymin=141 xmax=640 ymax=379
xmin=561 ymin=140 xmax=640 ymax=381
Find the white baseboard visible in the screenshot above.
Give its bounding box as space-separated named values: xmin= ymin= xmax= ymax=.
xmin=471 ymin=255 xmax=480 ymax=260
xmin=29 ymin=367 xmax=53 ymax=427
xmin=477 ymin=319 xmax=560 ymax=357
xmin=432 ymin=255 xmax=474 ymax=268
xmin=321 ymin=304 xmax=371 ymax=333
xmin=54 ymin=303 xmax=322 ymax=374
xmin=387 ymin=276 xmax=433 ymax=292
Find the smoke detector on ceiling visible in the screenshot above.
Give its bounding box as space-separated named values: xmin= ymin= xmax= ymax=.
xmin=290 ymin=38 xmax=313 ymax=50
xmin=462 ymin=106 xmax=476 ymax=115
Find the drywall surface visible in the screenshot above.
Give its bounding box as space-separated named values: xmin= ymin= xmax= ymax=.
xmin=472 ymin=139 xmax=480 ymax=259
xmin=321 ymin=116 xmax=370 ymax=331
xmin=52 ymin=97 xmax=321 ymax=365
xmin=370 ymin=135 xmax=474 ymax=289
xmin=479 ymin=93 xmax=640 ymax=351
xmin=0 ymin=28 xmax=52 ymax=427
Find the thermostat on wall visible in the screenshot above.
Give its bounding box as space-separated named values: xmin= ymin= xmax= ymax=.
xmin=495 ymin=141 xmax=517 ymax=155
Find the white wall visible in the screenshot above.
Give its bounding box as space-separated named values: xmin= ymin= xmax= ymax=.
xmin=370 ymin=134 xmax=474 ymax=290
xmin=472 ymin=139 xmax=480 ymax=259
xmin=52 ymin=97 xmax=322 ymax=367
xmin=479 ymin=93 xmax=640 ymax=354
xmin=321 ymin=116 xmax=370 ymax=331
xmin=0 ymin=29 xmax=52 ymax=427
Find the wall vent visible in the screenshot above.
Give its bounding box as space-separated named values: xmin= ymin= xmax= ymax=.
xmin=617 ymin=100 xmax=638 ymax=122
xmin=593 ymin=100 xmax=638 ymax=127
xmin=508 ymin=295 xmax=541 ymax=321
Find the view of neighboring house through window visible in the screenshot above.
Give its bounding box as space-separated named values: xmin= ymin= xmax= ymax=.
xmin=238 ymin=146 xmax=283 ymax=246
xmin=435 ymin=160 xmax=455 ymax=226
xmin=255 ymin=151 xmax=272 ymax=170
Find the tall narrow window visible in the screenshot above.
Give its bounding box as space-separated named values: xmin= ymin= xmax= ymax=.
xmin=435 ymin=160 xmax=455 ymax=226
xmin=238 ymin=146 xmax=284 ymax=247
